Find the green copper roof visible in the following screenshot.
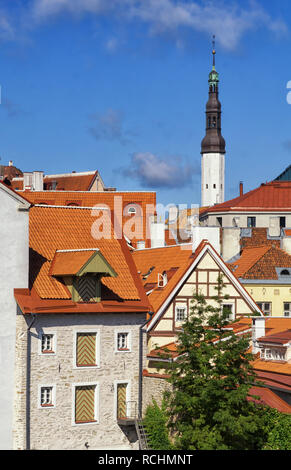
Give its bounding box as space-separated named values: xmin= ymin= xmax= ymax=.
xmin=208 ymin=68 xmax=219 ymax=85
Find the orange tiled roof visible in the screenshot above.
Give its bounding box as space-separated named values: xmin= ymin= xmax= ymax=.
xmin=229 ymin=245 xmax=291 ymax=280
xmin=15 ymin=205 xmax=150 ymax=314
xmin=17 ymin=190 xmax=156 ymax=248
xmin=49 ymin=250 xmax=98 ymax=276
xmin=132 ymin=243 xmax=195 ymax=312
xmin=203 ymin=181 xmax=291 ymax=214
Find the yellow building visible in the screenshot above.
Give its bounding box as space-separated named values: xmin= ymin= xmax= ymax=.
xmin=228 ymin=245 xmax=291 ymax=317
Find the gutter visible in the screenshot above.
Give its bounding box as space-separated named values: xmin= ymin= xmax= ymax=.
xmin=138 ymin=312 xmax=154 ymax=419
xmin=26 ymin=314 xmax=36 ymax=450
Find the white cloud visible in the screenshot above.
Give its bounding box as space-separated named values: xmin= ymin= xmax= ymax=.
xmin=30 ymin=0 xmax=287 ymax=50
xmin=121 ymin=152 xmax=197 ymax=189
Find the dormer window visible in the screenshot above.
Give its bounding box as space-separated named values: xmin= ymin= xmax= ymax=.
xmin=128 ymin=206 xmax=136 ymax=215
xmin=280 ymin=269 xmax=290 ymax=276
xmin=50 ymin=249 xmax=117 ymax=304
xmin=158 ymin=271 xmax=167 ymax=288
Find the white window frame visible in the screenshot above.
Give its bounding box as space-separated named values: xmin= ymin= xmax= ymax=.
xmin=72 ymin=382 xmax=99 ymax=426
xmin=222 ymin=302 xmax=235 ymax=321
xmin=257 ymin=302 xmax=272 ymax=316
xmin=283 ymin=302 xmax=291 ymax=317
xmin=114 ymin=380 xmax=131 ymax=421
xmin=158 ymin=272 xmax=167 ymax=288
xmin=115 ymin=329 xmax=132 ymax=353
xmin=38 ymin=331 xmax=57 ymax=356
xmin=73 ymin=329 xmax=100 ymax=369
xmin=175 ymin=304 xmax=188 ymax=323
xmin=38 ymin=384 xmax=56 ymax=409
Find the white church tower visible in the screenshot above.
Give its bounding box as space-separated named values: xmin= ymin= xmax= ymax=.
xmin=201 ymin=37 xmax=226 ymax=207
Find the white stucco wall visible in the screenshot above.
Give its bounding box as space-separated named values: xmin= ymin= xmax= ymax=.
xmin=0 ymin=187 xmax=29 ymax=449
xmin=201 ymin=153 xmax=225 ymax=207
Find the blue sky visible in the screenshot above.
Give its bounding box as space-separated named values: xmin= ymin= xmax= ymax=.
xmin=0 ymin=0 xmax=291 ymax=206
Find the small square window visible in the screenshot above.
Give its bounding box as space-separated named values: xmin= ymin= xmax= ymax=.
xmin=40 ymin=386 xmax=54 ymax=407
xmin=117 ymin=333 xmax=129 ymax=351
xmin=176 ymin=306 xmax=187 ymax=322
xmin=41 ymin=334 xmax=54 ymax=354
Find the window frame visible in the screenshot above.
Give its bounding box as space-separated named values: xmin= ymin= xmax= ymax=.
xmin=115 ymin=330 xmax=132 ymax=353
xmin=73 ymin=329 xmax=100 ymax=369
xmin=72 ymin=382 xmax=99 ymax=426
xmin=257 ymin=302 xmax=272 ymax=316
xmin=247 ymin=216 xmax=256 ymax=228
xmin=221 ymin=302 xmax=235 ymax=321
xmin=38 ymin=384 xmax=56 ymax=409
xmin=38 ymin=331 xmax=57 ymax=356
xmin=175 ymin=304 xmax=188 ymax=323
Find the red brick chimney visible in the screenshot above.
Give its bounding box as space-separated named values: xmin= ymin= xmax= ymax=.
xmin=239 ymin=181 xmax=243 ymax=197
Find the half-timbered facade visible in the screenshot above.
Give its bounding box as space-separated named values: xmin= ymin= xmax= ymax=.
xmin=132 ymin=241 xmax=262 ymax=405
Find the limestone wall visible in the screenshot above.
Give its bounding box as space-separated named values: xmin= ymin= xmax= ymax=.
xmin=14 ymin=312 xmax=146 ymax=450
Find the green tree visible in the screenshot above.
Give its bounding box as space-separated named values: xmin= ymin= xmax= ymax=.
xmin=263 ymin=408 xmax=291 ymax=450
xmin=143 ymin=398 xmax=173 ymax=450
xmin=164 ymin=275 xmax=268 ymax=450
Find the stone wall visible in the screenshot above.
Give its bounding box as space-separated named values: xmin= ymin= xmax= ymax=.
xmin=14 ymin=312 xmax=146 ymax=450
xmin=142 ymin=376 xmax=172 ymax=414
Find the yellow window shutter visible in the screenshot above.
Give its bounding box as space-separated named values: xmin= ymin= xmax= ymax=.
xmin=75 ymin=386 xmax=96 ymax=423
xmin=76 ymin=333 xmax=96 ymax=367
xmin=117 ymin=383 xmax=127 ymax=419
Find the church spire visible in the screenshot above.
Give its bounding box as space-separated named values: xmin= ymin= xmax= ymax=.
xmin=201 ymin=37 xmax=225 ymax=154
xmin=200 ymin=37 xmax=226 ymax=207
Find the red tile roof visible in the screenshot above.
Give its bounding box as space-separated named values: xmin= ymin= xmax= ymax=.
xmin=229 ymin=245 xmax=291 ymax=280
xmin=16 ymin=190 xmax=156 ymax=248
xmin=203 ymin=181 xmax=291 ymax=214
xmin=247 ymin=386 xmax=291 ymax=414
xmin=258 ymin=329 xmax=291 ymax=345
xmin=240 ymin=228 xmax=280 ymax=250
xmin=15 ymin=205 xmax=150 ymax=314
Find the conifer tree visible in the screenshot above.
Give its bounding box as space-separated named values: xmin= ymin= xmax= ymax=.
xmin=164 ymin=275 xmax=268 ymax=450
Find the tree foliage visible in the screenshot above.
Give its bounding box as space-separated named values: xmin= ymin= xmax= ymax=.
xmin=143 ymin=398 xmax=173 ymax=450
xmin=262 ymin=408 xmax=291 ymax=450
xmin=164 ymin=275 xmax=268 ymax=450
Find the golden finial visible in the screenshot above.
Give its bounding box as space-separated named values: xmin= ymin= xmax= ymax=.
xmin=212 ymin=34 xmax=216 ymax=68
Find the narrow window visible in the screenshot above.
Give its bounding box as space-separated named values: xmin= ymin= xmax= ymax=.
xmin=213 ymin=184 xmax=216 ymax=189
xmin=117 ymin=333 xmax=129 ymax=351
xmin=176 ymin=305 xmax=187 ymax=322
xmin=247 ymin=217 xmax=256 ymax=228
xmin=222 ymin=304 xmax=234 ymax=321
xmin=41 ymin=334 xmax=54 ymax=354
xmin=283 ymin=302 xmax=291 ymax=317
xmin=280 ymin=217 xmax=286 ymax=228
xmin=216 ymin=217 xmax=222 ymax=227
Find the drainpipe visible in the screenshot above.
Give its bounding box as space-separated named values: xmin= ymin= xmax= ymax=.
xmin=26 ymin=314 xmax=36 ymax=450
xmin=138 ymin=312 xmax=154 ymax=419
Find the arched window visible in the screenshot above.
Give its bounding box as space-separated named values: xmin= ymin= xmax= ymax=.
xmin=280 ymin=269 xmax=290 ymax=276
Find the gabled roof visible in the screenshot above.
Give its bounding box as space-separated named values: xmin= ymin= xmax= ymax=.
xmin=15 ymin=205 xmax=150 ymax=314
xmin=201 ymin=181 xmax=291 ymax=215
xmin=229 ymin=244 xmax=291 ymax=280
xmin=0 ymin=181 xmax=31 ymax=208
xmin=132 ymin=241 xmax=262 ymax=331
